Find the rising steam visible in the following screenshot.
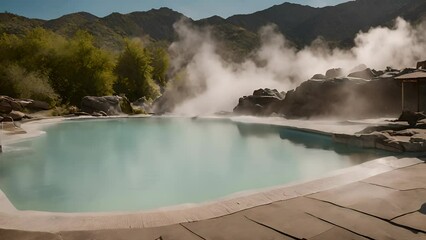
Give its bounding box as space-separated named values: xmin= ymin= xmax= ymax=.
xmin=168 ymin=18 xmax=426 ymax=115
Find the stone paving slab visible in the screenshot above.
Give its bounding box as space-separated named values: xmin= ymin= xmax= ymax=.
xmin=363 ymin=163 xmax=426 ymax=190
xmin=309 ymin=181 xmax=426 ymax=220
xmin=278 ymin=197 xmax=426 ymax=240
xmin=243 ymin=202 xmax=333 ymax=239
xmin=0 ymin=229 xmax=61 ymax=240
xmin=308 ymin=227 xmax=370 ymax=240
xmin=393 ymin=212 xmax=426 ymax=232
xmin=181 ymin=213 xmax=294 ymax=240
xmin=302 ymin=198 xmax=426 ymax=240
xmin=59 ymin=224 xmax=202 ymax=240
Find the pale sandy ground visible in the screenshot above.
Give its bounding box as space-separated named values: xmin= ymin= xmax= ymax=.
xmin=0 ymin=116 xmax=425 ymax=239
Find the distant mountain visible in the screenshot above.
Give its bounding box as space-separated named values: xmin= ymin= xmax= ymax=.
xmin=228 ymin=0 xmax=426 ymax=47
xmin=1 ymin=0 xmax=426 ymax=55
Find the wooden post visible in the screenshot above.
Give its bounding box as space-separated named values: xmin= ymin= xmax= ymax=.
xmin=418 ymin=81 xmax=421 ymax=112
xmin=401 ymin=81 xmax=405 ymax=111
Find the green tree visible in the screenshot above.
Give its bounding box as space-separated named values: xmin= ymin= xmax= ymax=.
xmin=49 ymin=30 xmax=115 ymax=105
xmin=0 ymin=33 xmax=22 ymax=64
xmin=0 ymin=28 xmax=66 ymax=72
xmin=146 ymin=42 xmax=169 ymax=88
xmin=0 ymin=64 xmax=58 ymax=105
xmin=114 ymin=39 xmax=159 ymax=101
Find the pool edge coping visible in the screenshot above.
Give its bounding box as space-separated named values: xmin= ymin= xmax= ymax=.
xmin=0 ymin=117 xmax=422 ymax=232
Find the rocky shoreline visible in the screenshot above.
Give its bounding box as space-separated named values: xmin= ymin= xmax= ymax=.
xmin=2 ymin=63 xmax=426 ymax=153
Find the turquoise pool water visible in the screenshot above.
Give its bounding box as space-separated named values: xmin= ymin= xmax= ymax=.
xmin=0 ymin=118 xmax=385 ymax=212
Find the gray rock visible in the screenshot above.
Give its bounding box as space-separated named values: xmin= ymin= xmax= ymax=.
xmin=91 ymin=112 xmax=103 ymax=117
xmin=311 ymin=74 xmax=327 ymax=80
xmin=325 ymin=68 xmax=344 ymax=79
xmin=390 ymin=129 xmax=419 ymax=136
xmin=0 ymin=100 xmax=12 ymax=114
xmin=348 ymin=68 xmax=376 ymax=80
xmin=281 ymin=78 xmax=401 ymax=119
xmin=81 ymin=96 xmax=123 ymax=115
xmin=9 ymin=100 xmax=23 ymax=111
xmin=7 ymin=111 xmax=27 ymax=121
xmin=233 ymin=88 xmax=285 ymax=116
xmin=397 ymin=111 xmax=426 ymax=127
xmin=401 ymin=141 xmax=426 ymax=152
xmin=333 ymin=133 xmax=385 ymax=149
xmin=74 ymin=111 xmax=91 ymax=116
xmin=0 ymin=96 xmax=23 ymax=113
xmin=133 ymin=97 xmax=152 ymax=113
xmin=26 ymin=100 xmax=50 ymax=110
xmin=376 ymin=140 xmax=404 ymax=153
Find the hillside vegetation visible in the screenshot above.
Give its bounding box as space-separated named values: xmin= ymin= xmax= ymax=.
xmin=0 ymin=28 xmax=168 ymax=106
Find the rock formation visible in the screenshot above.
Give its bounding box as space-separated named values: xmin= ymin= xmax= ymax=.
xmin=325 ymin=68 xmax=344 ymax=79
xmin=334 ymin=126 xmax=426 ymax=153
xmin=397 ymin=111 xmax=426 ymax=127
xmin=80 ymin=96 xmax=133 ymax=116
xmin=347 ymin=68 xmax=376 ymax=80
xmin=280 ymin=77 xmax=401 ymax=119
xmin=233 ymin=88 xmax=285 ymax=116
xmin=232 ymin=65 xmax=419 ymax=119
xmin=0 ymin=96 xmax=49 ymax=121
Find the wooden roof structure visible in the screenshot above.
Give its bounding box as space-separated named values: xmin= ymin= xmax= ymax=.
xmin=395 ymin=70 xmax=426 ymax=81
xmin=394 ymin=70 xmax=426 ymax=112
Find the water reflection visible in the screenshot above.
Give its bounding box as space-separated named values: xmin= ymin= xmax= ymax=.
xmin=235 ymin=122 xmax=391 ymax=164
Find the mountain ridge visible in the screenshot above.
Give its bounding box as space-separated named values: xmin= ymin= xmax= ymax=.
xmin=1 ymin=0 xmax=425 ymax=56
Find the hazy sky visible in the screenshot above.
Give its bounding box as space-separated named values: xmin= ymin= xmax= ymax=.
xmin=0 ymin=0 xmax=349 ymax=20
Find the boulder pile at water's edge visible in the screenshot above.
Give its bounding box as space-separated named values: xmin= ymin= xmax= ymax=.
xmin=0 ymin=96 xmax=51 ymax=121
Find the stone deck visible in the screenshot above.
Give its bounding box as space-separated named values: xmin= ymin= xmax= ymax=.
xmin=1 ymin=160 xmax=425 ymax=240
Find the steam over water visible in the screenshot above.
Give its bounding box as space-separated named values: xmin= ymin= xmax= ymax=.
xmin=169 ymin=18 xmax=426 ymax=115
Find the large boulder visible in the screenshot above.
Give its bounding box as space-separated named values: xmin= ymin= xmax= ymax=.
xmin=0 ymin=96 xmax=23 ymax=114
xmin=325 ymin=68 xmax=344 ymax=79
xmin=311 ymin=74 xmax=327 ymax=80
xmin=0 ymin=96 xmax=50 ymax=113
xmin=5 ymin=111 xmax=27 ymax=121
xmin=133 ymin=97 xmax=152 ymax=113
xmin=397 ymin=111 xmax=426 ymax=127
xmin=26 ymin=100 xmax=50 ymax=111
xmin=0 ymin=99 xmax=12 ymax=114
xmin=347 ymin=68 xmax=376 ymax=80
xmin=281 ymin=77 xmax=402 ymax=119
xmin=81 ymin=96 xmax=134 ymax=115
xmin=118 ymin=95 xmax=133 ymax=115
xmin=81 ymin=96 xmax=122 ymax=115
xmin=233 ymin=88 xmax=285 ymax=116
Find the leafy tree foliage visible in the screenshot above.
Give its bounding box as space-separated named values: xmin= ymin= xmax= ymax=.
xmin=0 ymin=64 xmax=58 ymax=105
xmin=0 ymin=28 xmax=170 ymax=107
xmin=49 ymin=30 xmax=115 ymax=104
xmin=114 ymin=39 xmax=159 ymax=101
xmin=146 ymin=41 xmax=170 ymax=88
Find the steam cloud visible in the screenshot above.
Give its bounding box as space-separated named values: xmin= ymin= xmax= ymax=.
xmin=169 ymin=18 xmax=426 ymax=115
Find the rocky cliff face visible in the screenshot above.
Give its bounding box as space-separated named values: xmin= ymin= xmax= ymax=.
xmin=281 ymin=77 xmax=401 ymax=119
xmin=233 ymin=74 xmax=404 ymax=119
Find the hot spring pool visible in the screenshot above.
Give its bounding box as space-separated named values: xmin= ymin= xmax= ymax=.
xmin=0 ymin=118 xmax=386 ymax=212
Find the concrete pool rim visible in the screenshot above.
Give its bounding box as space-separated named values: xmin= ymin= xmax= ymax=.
xmin=0 ymin=116 xmax=423 ymax=232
